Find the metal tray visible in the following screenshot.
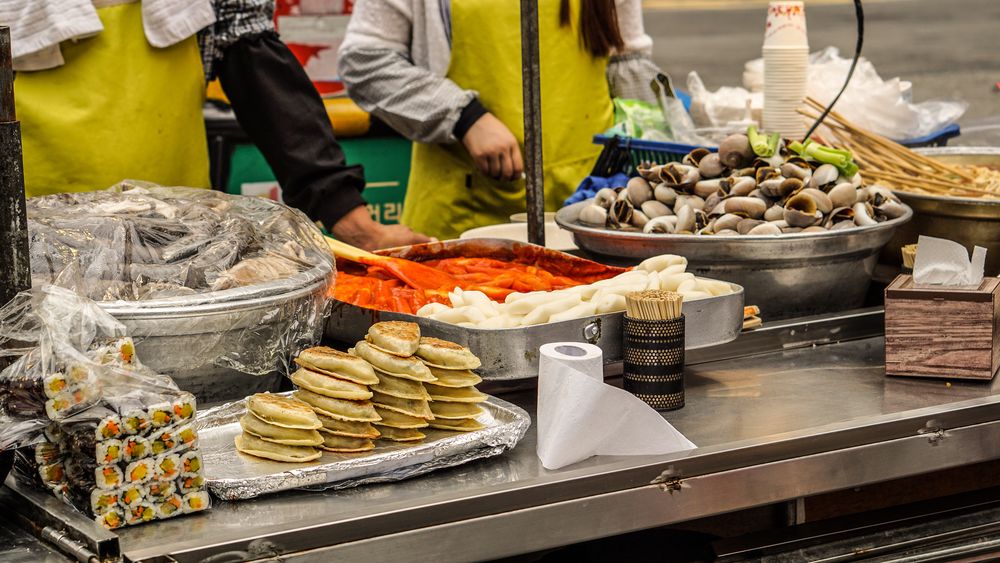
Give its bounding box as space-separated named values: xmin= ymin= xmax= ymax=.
xmin=556 ymin=201 xmax=911 ymax=319
xmin=324 ymin=239 xmax=745 ymax=380
xmin=882 ymin=147 xmax=1000 ymax=275
xmin=195 ymin=393 xmax=531 ymax=500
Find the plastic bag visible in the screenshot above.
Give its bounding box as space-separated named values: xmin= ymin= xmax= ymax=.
xmin=741 ymin=47 xmax=967 ymax=140
xmin=26 ymin=182 xmax=334 ymax=381
xmin=0 ymin=286 xmax=210 ymax=529
xmin=687 ymin=71 xmax=764 ymax=132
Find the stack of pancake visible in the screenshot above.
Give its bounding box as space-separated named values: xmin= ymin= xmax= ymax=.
xmin=289 ymin=347 xmax=382 ymax=453
xmin=416 ymin=338 xmax=488 ymax=432
xmin=235 ymin=393 xmax=324 ymax=462
xmin=353 ymin=322 xmax=436 ymax=442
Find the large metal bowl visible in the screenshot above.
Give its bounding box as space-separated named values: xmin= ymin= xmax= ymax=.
xmin=556 ymin=202 xmax=912 ymax=319
xmin=882 ymin=147 xmax=1000 ymax=276
xmin=99 ymin=261 xmax=333 ymax=403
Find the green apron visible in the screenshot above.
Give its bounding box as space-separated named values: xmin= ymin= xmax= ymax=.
xmin=15 ymin=0 xmax=210 ymax=197
xmin=402 ymin=0 xmax=614 ymax=240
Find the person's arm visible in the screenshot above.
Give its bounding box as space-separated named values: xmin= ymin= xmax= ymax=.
xmin=606 ymin=0 xmax=662 ymax=104
xmin=205 ymin=1 xmax=429 ymax=249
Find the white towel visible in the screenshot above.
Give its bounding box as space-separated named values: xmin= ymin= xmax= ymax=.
xmin=1 ymin=0 xmax=216 ymax=71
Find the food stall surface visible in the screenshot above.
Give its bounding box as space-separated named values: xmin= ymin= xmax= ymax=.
xmin=5 ymin=309 xmax=1000 ymax=562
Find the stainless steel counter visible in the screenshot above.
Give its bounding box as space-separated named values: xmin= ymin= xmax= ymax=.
xmin=6 ymin=309 xmax=1000 ymax=562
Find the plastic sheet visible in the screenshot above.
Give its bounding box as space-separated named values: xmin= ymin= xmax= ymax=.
xmin=27 ymin=181 xmax=331 ymax=302
xmin=0 ymin=286 xmax=210 ymax=529
xmin=26 ymin=183 xmax=335 ymax=380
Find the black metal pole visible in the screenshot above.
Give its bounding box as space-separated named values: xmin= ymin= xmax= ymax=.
xmin=0 ymin=26 xmax=30 ymax=308
xmin=520 ymin=0 xmax=545 ymax=247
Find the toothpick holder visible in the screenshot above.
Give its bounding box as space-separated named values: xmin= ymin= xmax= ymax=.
xmin=622 ymin=315 xmax=685 ymax=410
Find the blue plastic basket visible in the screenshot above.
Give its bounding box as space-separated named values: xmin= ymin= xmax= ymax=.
xmin=592 ymin=123 xmax=961 ymax=175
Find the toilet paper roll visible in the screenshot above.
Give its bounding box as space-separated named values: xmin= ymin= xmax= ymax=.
xmin=536 ymin=342 xmax=696 ymax=470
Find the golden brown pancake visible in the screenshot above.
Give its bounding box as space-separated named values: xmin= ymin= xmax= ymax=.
xmin=429 ymin=401 xmax=484 ymax=420
xmin=429 ymin=418 xmax=487 ymax=432
xmin=373 ymin=406 xmax=430 ymax=429
xmin=295 ymin=347 xmax=379 ymax=386
xmin=289 ymin=367 xmax=373 ymax=401
xmin=247 ymin=393 xmax=322 ymax=430
xmin=235 ymin=432 xmax=321 ymax=462
xmin=423 ymin=383 xmax=487 ymax=403
xmin=366 ymin=321 xmax=420 ymax=356
xmin=293 ymin=389 xmax=381 ymax=422
xmin=240 ymin=413 xmax=323 ymax=446
xmin=354 ymin=341 xmax=435 ymax=382
xmin=371 ymin=390 xmax=433 ymax=419
xmin=415 ymin=337 xmax=481 ymax=370
xmin=319 ymin=434 xmax=375 ymax=453
xmin=374 ymin=425 xmax=425 ymax=442
xmin=371 ymin=370 xmax=432 ymax=400
xmin=317 ymin=414 xmax=380 ymax=439
xmin=426 ymin=366 xmax=483 ymax=388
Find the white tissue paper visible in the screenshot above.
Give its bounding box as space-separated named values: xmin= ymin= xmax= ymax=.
xmin=912 ymin=235 xmax=987 ymax=287
xmin=536 ymin=342 xmax=696 ymax=470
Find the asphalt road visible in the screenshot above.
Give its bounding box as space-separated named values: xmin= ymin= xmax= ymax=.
xmin=643 ymin=0 xmax=1000 ymax=142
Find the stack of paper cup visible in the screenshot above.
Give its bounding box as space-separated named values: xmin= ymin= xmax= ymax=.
xmin=762 ymin=1 xmax=809 ymax=139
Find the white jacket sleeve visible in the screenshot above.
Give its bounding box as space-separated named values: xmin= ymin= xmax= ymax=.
xmin=338 ymin=0 xmax=476 ymax=144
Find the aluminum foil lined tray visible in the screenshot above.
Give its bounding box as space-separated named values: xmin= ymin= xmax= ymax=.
xmin=194 ymin=394 xmax=531 ymax=500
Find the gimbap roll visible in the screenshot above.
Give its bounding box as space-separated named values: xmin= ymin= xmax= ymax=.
xmin=125 ymin=458 xmax=154 ymax=485
xmin=95 ymin=414 xmax=123 ymax=441
xmin=177 ymin=474 xmax=205 ymax=495
xmin=150 ymin=428 xmax=177 ymax=455
xmin=96 ymin=439 xmax=123 ymax=465
xmin=155 ymin=494 xmax=183 ymax=519
xmin=42 ymin=372 xmax=69 ymax=399
xmin=126 ymin=502 xmax=156 ymax=525
xmin=38 ymin=462 xmax=65 ymax=486
xmin=172 ymin=394 xmax=196 ymax=422
xmin=95 ymin=464 xmax=124 ymax=490
xmin=175 ymin=424 xmax=197 ymax=449
xmin=123 ymin=436 xmax=150 ymax=462
xmin=120 ymin=408 xmax=149 ymax=436
xmin=154 ymin=453 xmax=181 ymax=480
xmin=44 ymin=395 xmax=79 ymax=420
xmin=90 ymin=489 xmax=120 ymax=514
xmin=148 ymin=403 xmax=173 ymax=429
xmin=34 ymin=442 xmax=61 ymax=465
xmin=119 ymin=484 xmax=146 ymax=508
xmin=146 ymin=480 xmax=176 ymax=501
xmin=179 ymin=451 xmax=202 ymax=477
xmin=95 ymin=508 xmax=125 ymax=530
xmin=181 ymin=491 xmax=210 ymax=514
xmin=66 ymin=363 xmax=93 ymax=385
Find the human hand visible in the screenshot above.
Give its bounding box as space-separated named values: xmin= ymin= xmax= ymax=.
xmin=461 ymin=113 xmax=524 ymax=181
xmin=331 ymin=206 xmax=432 ymax=251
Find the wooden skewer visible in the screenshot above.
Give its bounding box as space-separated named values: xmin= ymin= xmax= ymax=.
xmin=864 ymin=170 xmax=996 ymax=197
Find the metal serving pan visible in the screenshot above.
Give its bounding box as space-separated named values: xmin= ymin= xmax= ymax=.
xmin=556 ymin=201 xmax=911 ymax=319
xmin=882 ymin=147 xmax=1000 ymax=276
xmin=325 ymin=239 xmax=744 ymax=380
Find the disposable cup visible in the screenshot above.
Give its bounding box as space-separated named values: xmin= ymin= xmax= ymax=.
xmin=763 ymin=1 xmax=808 ymax=48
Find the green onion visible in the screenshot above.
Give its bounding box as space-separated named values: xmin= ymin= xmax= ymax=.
xmin=747 ymin=126 xmax=780 ymax=157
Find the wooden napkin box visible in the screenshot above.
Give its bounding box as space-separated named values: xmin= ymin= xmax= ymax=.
xmin=885 ymin=275 xmax=1000 ymax=380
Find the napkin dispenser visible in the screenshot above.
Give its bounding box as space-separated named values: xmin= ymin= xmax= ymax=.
xmin=884 ymin=275 xmax=1000 ymax=380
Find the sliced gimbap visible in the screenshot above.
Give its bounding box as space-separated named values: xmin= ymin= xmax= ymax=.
xmin=181 ymin=491 xmax=210 ymax=514
xmin=66 ymin=363 xmax=93 ymax=384
xmin=95 ymin=508 xmax=125 ymax=530
xmin=177 ymin=474 xmax=205 ymax=495
xmin=90 ymin=489 xmax=120 ymax=514
xmin=123 ymin=436 xmax=150 ymax=462
xmin=95 ymin=415 xmax=123 ymax=441
xmin=121 ymin=408 xmax=149 ymax=436
xmin=38 ymin=462 xmax=65 ymax=485
xmin=119 ymin=484 xmax=146 ymax=508
xmin=42 ymin=373 xmax=69 ymax=399
xmin=125 ymin=458 xmax=154 ymax=485
xmin=172 ymin=394 xmax=196 ymax=422
xmin=126 ymin=502 xmax=156 ymax=525
xmin=148 ymin=403 xmax=173 ymax=429
xmin=34 ymin=442 xmax=61 ymax=465
xmin=97 ymin=439 xmax=124 ymax=465
xmin=175 ymin=424 xmax=197 ymax=449
xmin=154 ymin=453 xmax=181 ymax=480
xmin=147 ymin=479 xmax=176 ymax=501
xmin=150 ymin=428 xmax=177 ymax=455
xmin=155 ymin=494 xmax=183 ymax=519
xmin=95 ymin=464 xmax=124 ymax=490
xmin=179 ymin=451 xmax=202 ymax=477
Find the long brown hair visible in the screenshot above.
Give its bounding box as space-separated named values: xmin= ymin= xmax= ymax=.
xmin=560 ymin=0 xmax=625 ymax=58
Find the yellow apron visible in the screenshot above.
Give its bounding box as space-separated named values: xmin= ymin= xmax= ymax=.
xmin=15 ymin=0 xmax=210 ymax=197
xmin=402 ymin=0 xmax=613 ymax=240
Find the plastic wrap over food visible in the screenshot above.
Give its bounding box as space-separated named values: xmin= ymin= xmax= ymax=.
xmin=27 ymin=182 xmax=335 ymax=377
xmin=194 ymin=393 xmax=530 ymax=500
xmin=0 ymin=286 xmax=211 ymax=529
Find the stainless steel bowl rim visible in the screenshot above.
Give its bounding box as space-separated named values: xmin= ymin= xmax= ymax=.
xmin=556 ymin=200 xmax=913 ymax=249
xmin=894 ymin=146 xmax=1000 ymax=208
